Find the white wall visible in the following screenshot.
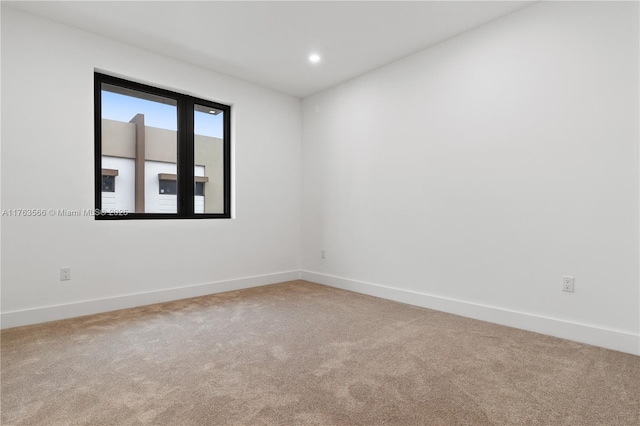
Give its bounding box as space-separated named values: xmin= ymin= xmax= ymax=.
xmin=1 ymin=6 xmax=302 ymax=325
xmin=145 ymin=160 xmax=178 ymax=213
xmin=101 ymin=157 xmax=135 ymax=213
xmin=301 ymin=1 xmax=639 ymax=354
xmin=195 ymin=165 xmax=205 ymax=214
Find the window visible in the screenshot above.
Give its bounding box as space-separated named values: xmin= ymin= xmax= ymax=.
xmin=94 ymin=73 xmax=231 ymax=219
xmin=159 ymin=180 xmax=177 ymax=195
xmin=195 ymin=182 xmax=205 ymax=196
xmin=101 ymin=168 xmax=118 ymax=193
xmin=102 ymin=175 xmax=116 ymax=192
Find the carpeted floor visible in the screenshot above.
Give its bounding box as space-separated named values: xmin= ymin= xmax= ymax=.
xmin=1 ymin=280 xmax=639 ymax=425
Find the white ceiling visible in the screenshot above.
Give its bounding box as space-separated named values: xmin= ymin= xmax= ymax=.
xmin=6 ymin=1 xmax=534 ymax=98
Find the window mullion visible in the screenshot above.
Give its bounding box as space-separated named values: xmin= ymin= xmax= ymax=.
xmin=178 ymin=97 xmax=195 ymax=217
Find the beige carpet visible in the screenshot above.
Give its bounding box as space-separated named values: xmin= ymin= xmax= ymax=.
xmin=1 ymin=280 xmax=639 ymax=425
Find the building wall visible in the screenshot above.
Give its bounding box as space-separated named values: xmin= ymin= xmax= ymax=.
xmin=144 ymin=160 xmax=178 ymax=214
xmin=301 ymin=1 xmax=640 ymax=354
xmin=1 ymin=6 xmax=302 ymax=325
xmin=144 ymin=126 xmax=177 ymax=164
xmin=101 ymin=157 xmax=135 ymax=212
xmin=195 ymin=134 xmax=225 ymax=214
xmin=102 ymin=119 xmax=136 ymax=158
xmin=101 ymin=119 xmax=224 ymax=213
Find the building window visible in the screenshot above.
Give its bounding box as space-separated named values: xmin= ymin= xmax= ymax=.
xmin=94 ymin=72 xmax=231 ymax=219
xmin=159 ymin=180 xmax=177 ymax=195
xmin=101 ymin=168 xmax=118 ymax=192
xmin=195 ymin=182 xmax=205 ymax=196
xmin=102 ymin=175 xmax=116 ymax=192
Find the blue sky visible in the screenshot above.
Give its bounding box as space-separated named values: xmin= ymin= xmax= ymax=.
xmin=102 ymin=91 xmax=223 ymax=138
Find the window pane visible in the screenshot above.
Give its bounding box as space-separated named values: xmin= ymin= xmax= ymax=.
xmin=194 ymin=104 xmax=225 ymax=214
xmin=101 ymin=83 xmax=178 ymax=213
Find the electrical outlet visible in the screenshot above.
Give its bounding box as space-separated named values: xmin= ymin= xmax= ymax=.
xmin=562 ymin=276 xmax=574 ymax=292
xmin=321 ymin=250 xmax=326 ymax=259
xmin=60 ymin=267 xmax=71 ymax=281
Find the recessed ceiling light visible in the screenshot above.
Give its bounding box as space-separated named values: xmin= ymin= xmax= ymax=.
xmin=309 ymin=53 xmax=321 ymax=64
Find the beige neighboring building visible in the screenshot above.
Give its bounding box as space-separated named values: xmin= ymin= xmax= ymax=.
xmin=101 ymin=115 xmax=224 ymax=214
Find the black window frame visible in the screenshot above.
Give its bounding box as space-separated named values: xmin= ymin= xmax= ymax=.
xmin=94 ymin=72 xmax=231 ymax=220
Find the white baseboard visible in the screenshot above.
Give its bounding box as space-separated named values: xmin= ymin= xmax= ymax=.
xmin=301 ymin=271 xmax=640 ymax=356
xmin=4 ymin=269 xmax=638 ymax=356
xmin=1 ymin=271 xmax=301 ymax=329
